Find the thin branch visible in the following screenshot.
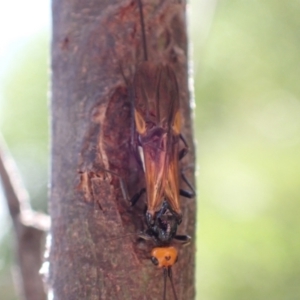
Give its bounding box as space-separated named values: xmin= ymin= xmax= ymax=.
xmin=0 ymin=134 xmax=50 ymax=300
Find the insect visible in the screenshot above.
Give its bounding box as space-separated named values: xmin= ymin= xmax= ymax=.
xmin=129 ymin=0 xmax=195 ymax=298
xmin=131 ymin=0 xmax=195 ymax=242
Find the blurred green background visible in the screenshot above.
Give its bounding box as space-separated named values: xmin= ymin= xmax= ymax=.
xmin=0 ymin=0 xmax=299 ymax=299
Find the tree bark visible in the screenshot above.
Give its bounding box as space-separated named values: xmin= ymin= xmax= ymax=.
xmin=50 ymin=1 xmax=195 ymax=299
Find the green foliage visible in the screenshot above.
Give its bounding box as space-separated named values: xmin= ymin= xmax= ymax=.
xmin=192 ymin=0 xmax=300 ymax=299
xmin=0 ymin=33 xmax=49 ymax=211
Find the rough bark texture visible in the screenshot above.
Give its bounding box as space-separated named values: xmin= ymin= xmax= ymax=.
xmin=50 ymin=0 xmax=195 ymax=299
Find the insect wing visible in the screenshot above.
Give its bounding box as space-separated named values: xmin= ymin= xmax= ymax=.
xmin=134 ymin=62 xmax=182 ymax=218
xmin=164 ymin=135 xmax=182 ymax=220
xmin=158 ymin=64 xmax=182 ymax=219
xmin=142 ymin=141 xmax=167 ymax=217
xmin=134 ymin=62 xmax=179 ymax=132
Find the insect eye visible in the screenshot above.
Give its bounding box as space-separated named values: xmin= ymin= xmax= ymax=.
xmin=151 ymin=256 xmax=159 ymax=266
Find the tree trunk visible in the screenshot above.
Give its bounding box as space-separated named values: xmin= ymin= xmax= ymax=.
xmin=50 ymin=0 xmax=195 ymax=299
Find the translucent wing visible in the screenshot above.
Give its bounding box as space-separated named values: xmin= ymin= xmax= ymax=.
xmin=134 ymin=62 xmax=181 ymax=218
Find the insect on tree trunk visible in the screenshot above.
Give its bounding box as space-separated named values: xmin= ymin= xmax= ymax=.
xmin=50 ymin=0 xmax=196 ymax=299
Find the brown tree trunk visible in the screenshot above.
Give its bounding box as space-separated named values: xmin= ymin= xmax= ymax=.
xmin=50 ymin=1 xmax=195 ymax=299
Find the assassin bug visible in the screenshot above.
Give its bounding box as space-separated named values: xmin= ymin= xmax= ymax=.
xmin=131 ymin=0 xmax=195 ymax=246
xmin=128 ymin=0 xmax=195 ymax=298
xmin=89 ymin=0 xmax=195 ymax=298
xmin=76 ymin=1 xmax=194 ymax=298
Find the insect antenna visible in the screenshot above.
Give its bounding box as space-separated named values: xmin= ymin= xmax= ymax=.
xmin=137 ymin=0 xmax=148 ymax=61
xmin=168 ymin=267 xmax=179 ymax=300
xmin=163 ymin=268 xmax=168 ymax=300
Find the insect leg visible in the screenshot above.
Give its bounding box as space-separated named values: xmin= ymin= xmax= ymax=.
xmin=179 ymin=171 xmax=195 ymax=198
xmin=178 ymin=134 xmax=196 ymax=198
xmin=130 ymin=187 xmax=146 ymax=206
xmin=179 ymin=148 xmax=188 ymax=160
xmin=178 ymin=133 xmax=189 ymax=160
xmin=179 ymin=188 xmax=194 ymax=199
xmin=137 ymin=230 xmax=154 ymax=241
xmin=174 ymin=234 xmax=191 ymax=245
